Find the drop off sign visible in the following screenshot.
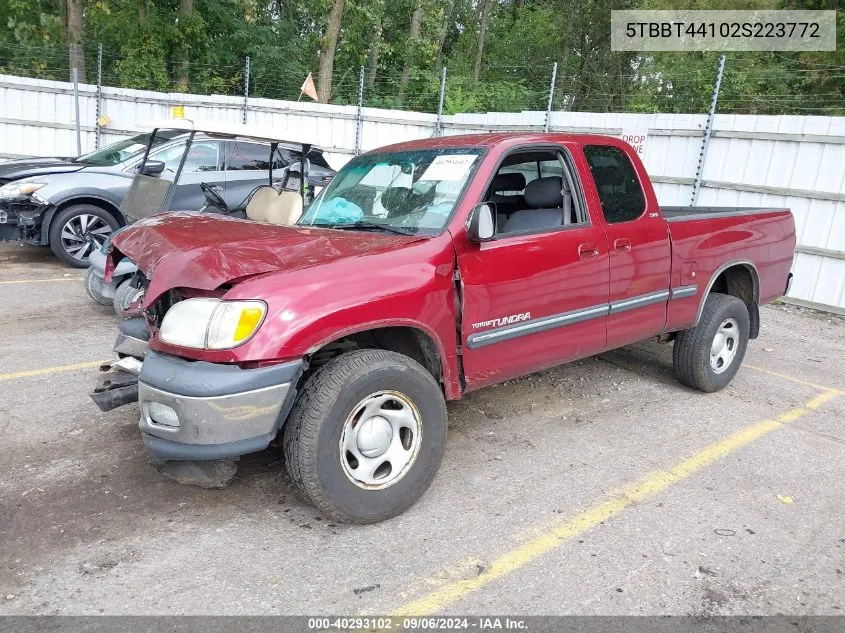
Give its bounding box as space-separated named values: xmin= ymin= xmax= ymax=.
xmin=621 ymin=130 xmax=648 ymax=157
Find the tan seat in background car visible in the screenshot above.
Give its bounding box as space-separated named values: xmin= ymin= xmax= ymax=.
xmin=265 ymin=191 xmax=303 ymax=226
xmin=246 ymin=186 xmax=280 ymax=223
xmin=245 ymin=187 xmax=302 ymax=226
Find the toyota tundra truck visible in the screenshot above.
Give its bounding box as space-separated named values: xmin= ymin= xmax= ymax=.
xmin=93 ymin=132 xmax=796 ymax=523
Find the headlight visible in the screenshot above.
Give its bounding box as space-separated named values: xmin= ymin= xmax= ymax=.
xmin=0 ymin=181 xmax=46 ymax=198
xmin=159 ymin=298 xmax=267 ymax=350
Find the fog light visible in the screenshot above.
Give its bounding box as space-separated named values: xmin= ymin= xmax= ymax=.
xmin=146 ymin=402 xmax=180 ymax=428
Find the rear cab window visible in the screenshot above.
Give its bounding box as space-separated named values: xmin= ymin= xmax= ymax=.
xmin=583 ymin=145 xmax=646 ymax=224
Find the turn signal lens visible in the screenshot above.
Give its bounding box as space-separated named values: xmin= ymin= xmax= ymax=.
xmin=235 ymin=307 xmax=264 ymax=341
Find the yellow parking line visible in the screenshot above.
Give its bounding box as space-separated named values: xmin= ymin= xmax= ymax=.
xmin=0 ymin=277 xmax=83 ymax=285
xmin=744 ymin=363 xmax=843 ymax=395
xmin=0 ymin=360 xmax=106 ymax=381
xmin=392 ymin=389 xmax=839 ymax=616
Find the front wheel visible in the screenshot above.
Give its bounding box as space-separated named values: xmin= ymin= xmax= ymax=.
xmin=673 ymin=292 xmax=750 ymax=393
xmin=113 ymin=278 xmax=145 ymax=318
xmin=283 ymin=349 xmax=447 ymax=523
xmin=49 ymin=205 xmax=120 ymax=267
xmin=84 ymin=266 xmax=112 ymax=306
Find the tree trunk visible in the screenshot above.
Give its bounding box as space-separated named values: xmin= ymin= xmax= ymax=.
xmin=367 ymin=15 xmax=381 ymax=89
xmin=67 ymin=0 xmax=85 ymax=83
xmin=472 ymin=0 xmax=492 ymax=84
xmin=434 ymin=0 xmax=455 ymax=69
xmin=399 ymin=4 xmax=422 ymax=102
xmin=174 ymin=0 xmax=194 ymax=92
xmin=138 ymin=0 xmax=148 ymax=26
xmin=317 ymin=0 xmax=346 ymax=103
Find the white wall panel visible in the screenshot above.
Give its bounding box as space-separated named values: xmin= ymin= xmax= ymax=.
xmin=1 ymin=72 xmax=843 ymax=310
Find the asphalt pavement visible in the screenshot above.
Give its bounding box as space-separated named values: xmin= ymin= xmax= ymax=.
xmin=1 ymin=243 xmax=843 ymax=616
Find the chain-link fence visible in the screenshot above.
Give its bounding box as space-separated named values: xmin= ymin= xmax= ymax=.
xmin=2 ymin=41 xmax=844 ymax=120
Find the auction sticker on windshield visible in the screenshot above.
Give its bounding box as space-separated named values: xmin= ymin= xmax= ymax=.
xmin=420 ymin=154 xmax=478 ymax=181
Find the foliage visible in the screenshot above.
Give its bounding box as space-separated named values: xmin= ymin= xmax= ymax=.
xmin=0 ymin=0 xmax=841 ymax=114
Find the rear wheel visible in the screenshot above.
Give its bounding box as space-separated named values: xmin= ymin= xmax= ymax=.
xmin=673 ymin=292 xmax=750 ymax=392
xmin=49 ymin=205 xmax=119 ymax=267
xmin=283 ymin=349 xmax=447 ymax=523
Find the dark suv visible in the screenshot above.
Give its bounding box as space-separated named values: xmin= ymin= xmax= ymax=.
xmin=0 ymin=132 xmax=335 ymax=266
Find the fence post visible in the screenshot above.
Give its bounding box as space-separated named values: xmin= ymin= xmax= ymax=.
xmin=242 ymin=56 xmax=251 ymax=124
xmin=355 ymin=65 xmax=365 ymax=155
xmin=690 ymin=54 xmax=726 ymax=206
xmin=95 ymin=43 xmax=103 ymax=149
xmin=544 ymin=62 xmax=558 ymax=133
xmin=72 ymin=67 xmax=82 ymax=156
xmin=435 ymin=67 xmax=447 ymax=137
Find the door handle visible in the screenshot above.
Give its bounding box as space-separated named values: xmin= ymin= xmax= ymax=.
xmin=614 ymin=238 xmax=632 ymax=252
xmin=578 ymin=243 xmax=600 ymax=258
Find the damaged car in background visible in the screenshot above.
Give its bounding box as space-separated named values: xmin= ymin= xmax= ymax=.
xmin=91 ymin=132 xmax=796 ymax=524
xmin=84 ymin=121 xmax=330 ymax=314
xmin=0 ymin=121 xmax=334 ymax=267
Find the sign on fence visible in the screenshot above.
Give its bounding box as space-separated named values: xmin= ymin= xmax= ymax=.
xmin=621 ymin=130 xmax=649 ymax=157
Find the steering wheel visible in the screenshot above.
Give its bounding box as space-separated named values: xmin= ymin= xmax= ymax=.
xmin=200 ymin=182 xmax=230 ymax=214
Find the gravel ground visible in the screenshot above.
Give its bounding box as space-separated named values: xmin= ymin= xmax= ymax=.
xmin=0 ymin=243 xmax=843 ymax=616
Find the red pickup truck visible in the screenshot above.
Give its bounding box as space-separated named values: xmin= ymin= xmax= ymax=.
xmin=100 ymin=132 xmax=796 ymax=523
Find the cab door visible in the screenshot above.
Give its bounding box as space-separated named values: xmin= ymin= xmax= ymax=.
xmin=456 ymin=146 xmax=610 ymax=390
xmin=581 ymin=144 xmax=671 ymax=348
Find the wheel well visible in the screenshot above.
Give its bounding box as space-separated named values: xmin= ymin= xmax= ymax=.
xmin=306 ymin=327 xmax=443 ymax=387
xmin=54 ymin=197 xmax=125 ymax=226
xmin=709 ymin=264 xmax=760 ymax=338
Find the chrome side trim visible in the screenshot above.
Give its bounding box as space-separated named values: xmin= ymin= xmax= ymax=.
xmin=608 ymin=290 xmax=669 ymax=314
xmin=670 ymin=285 xmax=698 ymax=299
xmin=466 ymin=304 xmax=610 ymax=349
xmin=466 ymin=287 xmax=686 ymax=349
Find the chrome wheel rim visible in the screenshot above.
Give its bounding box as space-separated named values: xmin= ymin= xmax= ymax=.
xmin=61 ymin=214 xmax=112 ymax=261
xmin=339 ymin=390 xmax=422 ymax=490
xmin=710 ymin=317 xmax=739 ymax=374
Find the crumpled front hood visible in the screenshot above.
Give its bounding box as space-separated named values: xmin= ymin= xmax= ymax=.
xmin=110 ymin=212 xmax=424 ymax=305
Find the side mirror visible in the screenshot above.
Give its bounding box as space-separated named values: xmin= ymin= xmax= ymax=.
xmin=466 ymin=203 xmax=496 ymax=243
xmin=138 ymin=160 xmax=165 ymax=176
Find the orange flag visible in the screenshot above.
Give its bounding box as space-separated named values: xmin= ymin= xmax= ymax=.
xmin=300 ymin=73 xmax=318 ymax=101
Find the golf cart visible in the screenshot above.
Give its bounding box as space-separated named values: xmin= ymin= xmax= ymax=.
xmin=85 ymin=120 xmax=329 ymax=314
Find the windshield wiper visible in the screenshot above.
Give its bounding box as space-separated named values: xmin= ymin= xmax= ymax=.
xmin=321 ymin=221 xmax=415 ymax=236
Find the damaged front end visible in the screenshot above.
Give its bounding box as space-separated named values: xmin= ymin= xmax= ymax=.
xmin=0 ymin=191 xmax=50 ymax=244
xmin=90 ymin=317 xmax=150 ymax=412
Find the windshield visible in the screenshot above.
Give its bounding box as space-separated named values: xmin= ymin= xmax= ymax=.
xmin=298 ymin=148 xmax=482 ymax=234
xmin=74 ymin=131 xmax=181 ymax=166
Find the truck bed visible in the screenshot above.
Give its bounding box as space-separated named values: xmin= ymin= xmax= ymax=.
xmin=661 ymin=206 xmax=787 ymax=222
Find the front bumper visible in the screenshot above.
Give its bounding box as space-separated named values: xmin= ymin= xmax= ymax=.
xmin=138 ymin=350 xmax=302 ymax=461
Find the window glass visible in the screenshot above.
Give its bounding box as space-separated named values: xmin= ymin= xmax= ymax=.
xmin=583 ymin=145 xmax=645 ymax=223
xmin=75 ymin=131 xmax=180 ymax=166
xmin=152 ymin=140 xmax=221 ymax=173
xmin=227 ymin=142 xmax=285 ymax=171
xmin=277 ymin=147 xmax=331 ymax=169
xmin=539 ymin=159 xmax=562 ymax=179
xmin=299 ymin=148 xmax=481 ymax=234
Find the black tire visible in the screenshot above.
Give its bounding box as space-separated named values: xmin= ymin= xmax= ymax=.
xmin=673 ymin=292 xmax=750 ymax=393
xmin=113 ymin=278 xmax=144 ymax=318
xmin=84 ymin=266 xmax=112 ymax=306
xmin=283 ymin=349 xmax=447 ymax=523
xmin=49 ymin=204 xmax=120 ymax=268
